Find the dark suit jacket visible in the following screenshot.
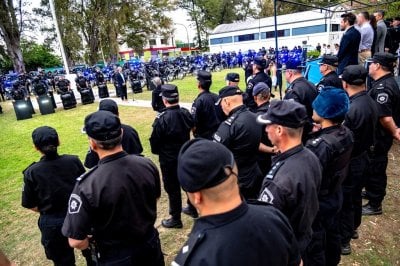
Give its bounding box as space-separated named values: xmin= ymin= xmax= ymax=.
xmin=337 ymin=26 xmax=361 ymax=74
xmin=114 ymin=72 xmax=126 ymax=88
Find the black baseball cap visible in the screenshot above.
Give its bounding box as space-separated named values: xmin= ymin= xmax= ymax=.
xmin=178 ymin=139 xmax=235 ymax=192
xmin=340 ymin=65 xmax=367 ymax=85
xmin=257 ymin=100 xmax=307 ymax=128
xmin=99 ymin=99 xmax=118 ymax=115
xmin=225 ymin=73 xmax=240 ymax=82
xmin=368 ymin=52 xmax=397 ymax=68
xmin=32 ymin=126 xmax=59 ymax=148
xmin=197 ymin=70 xmax=212 ymax=82
xmin=318 ymin=55 xmax=339 ymax=67
xmin=160 ymin=84 xmax=179 ymax=99
xmin=84 ymin=110 xmax=122 ymax=141
xmin=252 ymin=82 xmax=270 ymax=96
xmin=215 ymin=86 xmax=243 ymax=105
xmin=253 ymin=56 xmax=267 ymax=69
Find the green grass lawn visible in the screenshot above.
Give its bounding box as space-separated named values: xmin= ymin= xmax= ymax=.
xmin=0 ymin=68 xmax=399 ymax=265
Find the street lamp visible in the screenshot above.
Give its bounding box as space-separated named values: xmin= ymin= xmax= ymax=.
xmin=174 ymin=23 xmax=191 ymax=53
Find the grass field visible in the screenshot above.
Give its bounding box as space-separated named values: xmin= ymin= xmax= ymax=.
xmin=0 ymin=68 xmax=399 ymax=265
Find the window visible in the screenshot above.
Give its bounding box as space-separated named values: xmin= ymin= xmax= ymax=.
xmin=149 ymin=39 xmax=156 ymax=46
xmin=234 ymin=33 xmax=259 ymax=42
xmin=331 ymin=24 xmax=339 ymax=32
xmin=160 ymin=38 xmax=168 ymax=45
xmin=292 ymin=24 xmax=326 ymax=36
xmin=261 ymin=29 xmax=290 ymax=39
xmin=210 ymin=36 xmax=233 ymax=45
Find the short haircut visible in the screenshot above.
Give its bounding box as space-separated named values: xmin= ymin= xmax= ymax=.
xmin=381 ymin=64 xmax=394 ymax=73
xmin=37 ymin=144 xmax=58 ymax=156
xmin=256 ymin=90 xmax=270 ymax=101
xmin=92 ymin=135 xmax=122 ymax=150
xmin=360 ymin=11 xmax=370 ymax=20
xmin=375 ymin=10 xmax=385 ymax=18
xmin=341 ymin=13 xmax=357 ymax=26
xmin=284 ymin=126 xmax=303 ymax=138
xmin=163 ymin=96 xmax=179 ymax=104
xmin=199 ymin=79 xmax=212 ymax=91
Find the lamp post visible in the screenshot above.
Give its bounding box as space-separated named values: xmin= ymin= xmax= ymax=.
xmin=174 ymin=23 xmax=191 ymax=53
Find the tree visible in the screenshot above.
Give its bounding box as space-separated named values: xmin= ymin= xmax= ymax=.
xmin=21 ymin=41 xmax=62 ymax=71
xmin=0 ymin=0 xmax=25 ymax=72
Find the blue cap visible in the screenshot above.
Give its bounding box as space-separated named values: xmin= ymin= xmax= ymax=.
xmin=312 ymin=87 xmax=349 ymax=119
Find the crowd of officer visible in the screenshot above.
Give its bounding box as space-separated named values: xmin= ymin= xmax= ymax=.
xmin=18 ymin=47 xmax=399 ymax=265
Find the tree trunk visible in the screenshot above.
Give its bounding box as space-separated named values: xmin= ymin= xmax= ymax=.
xmin=0 ymin=0 xmax=26 ymax=73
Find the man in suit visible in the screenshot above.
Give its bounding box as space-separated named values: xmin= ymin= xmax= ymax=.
xmin=115 ymin=66 xmax=128 ymax=101
xmin=374 ymin=10 xmax=387 ymax=53
xmin=337 ymin=12 xmax=361 ymax=74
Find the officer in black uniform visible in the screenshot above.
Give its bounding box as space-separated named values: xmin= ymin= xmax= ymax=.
xmin=252 ymin=82 xmax=275 ymax=176
xmin=316 ymin=55 xmax=343 ymax=92
xmin=56 ymin=76 xmax=77 ymax=110
xmin=213 ymin=86 xmax=262 ymax=199
xmin=363 ymin=52 xmax=400 ymax=215
xmin=191 ymin=70 xmax=220 ymax=139
xmin=95 ymin=67 xmax=109 ymax=98
xmin=257 ymin=100 xmax=322 ymax=257
xmin=245 ymin=56 xmax=272 ymax=111
xmin=305 ymin=88 xmax=353 ymax=266
xmin=151 ymin=77 xmax=165 ymax=113
xmin=150 ymin=84 xmax=193 ymax=228
xmin=173 ymin=139 xmax=301 ymax=266
xmin=62 ymin=111 xmax=164 ymax=266
xmin=22 ymin=126 xmax=85 ymax=266
xmin=84 ymin=99 xmax=143 ymax=168
xmin=283 ymin=60 xmax=318 ymax=142
xmin=225 ymin=72 xmax=240 ymax=86
xmin=75 ymin=72 xmax=94 ymax=104
xmin=339 ymin=65 xmax=378 ymax=255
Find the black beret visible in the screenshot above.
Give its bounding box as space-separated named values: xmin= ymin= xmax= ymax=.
xmin=215 ymin=86 xmax=243 ymax=105
xmin=32 ymin=126 xmax=59 ymax=148
xmin=370 ymin=52 xmax=397 ymax=68
xmin=318 ymin=55 xmax=339 ymax=67
xmin=160 ymin=84 xmax=179 ymax=99
xmin=253 ymin=56 xmax=267 ymax=69
xmin=257 ymin=100 xmax=307 ymax=128
xmin=84 ymin=110 xmax=121 ymax=141
xmin=99 ymin=99 xmax=118 ymax=115
xmin=178 ymin=139 xmax=235 ymax=192
xmin=340 ymin=65 xmax=367 ymax=85
xmin=225 ymin=72 xmax=240 ymax=82
xmin=197 ymin=70 xmax=212 ymax=82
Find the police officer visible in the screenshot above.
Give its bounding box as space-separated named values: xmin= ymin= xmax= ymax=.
xmin=75 ymin=72 xmax=94 ymax=104
xmin=316 ymin=55 xmax=343 ymax=92
xmin=191 ymin=70 xmax=220 ymax=139
xmin=84 ymin=99 xmax=143 ymax=168
xmin=151 ymin=77 xmax=165 ymax=113
xmin=305 ymin=88 xmax=353 ymax=265
xmin=62 ymin=111 xmax=164 ymax=265
xmin=257 ymin=100 xmax=322 ymax=257
xmin=56 ymin=76 xmax=77 ymax=110
xmin=213 ymin=86 xmax=262 ymax=199
xmin=150 ymin=84 xmax=193 ymax=228
xmin=245 ymin=56 xmax=272 ymax=111
xmin=94 ymin=67 xmax=109 ymax=98
xmin=340 ymin=65 xmax=378 ymax=255
xmin=252 ymin=82 xmax=275 ymax=176
xmin=364 ymin=52 xmax=400 ymax=215
xmin=22 ymin=126 xmax=85 ymax=265
xmin=173 ymin=139 xmax=301 ymax=266
xmin=32 ymin=77 xmax=48 ymax=97
xmin=283 ymin=60 xmax=318 ymax=142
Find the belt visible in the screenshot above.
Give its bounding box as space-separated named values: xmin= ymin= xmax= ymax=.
xmin=359 ymin=49 xmax=371 ymax=53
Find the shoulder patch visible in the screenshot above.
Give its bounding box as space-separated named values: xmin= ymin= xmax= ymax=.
xmin=76 ymin=166 xmax=98 ymax=182
xmin=191 ymin=106 xmax=196 ymax=115
xmin=213 ymin=133 xmax=221 ymax=142
xmin=265 ymin=161 xmax=285 ymax=180
xmin=259 ymin=187 xmax=274 ymax=204
xmin=308 ymin=137 xmax=324 ymax=147
xmin=376 ymin=93 xmax=388 ymax=104
xmin=224 ymin=115 xmax=236 ymax=126
xmin=156 ymin=111 xmax=165 ymax=119
xmin=68 ymin=193 xmax=82 ymax=214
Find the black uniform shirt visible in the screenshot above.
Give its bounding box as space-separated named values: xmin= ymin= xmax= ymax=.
xmin=173 ymin=201 xmax=301 ymax=266
xmin=56 ymin=79 xmax=70 ymax=93
xmin=95 ymin=72 xmax=105 ymax=83
xmin=245 ymin=71 xmax=272 ymax=110
xmin=84 ymin=124 xmax=143 ymax=168
xmin=368 ymin=73 xmax=400 ymax=141
xmin=255 ymin=101 xmax=272 ymax=175
xmin=259 ymin=145 xmax=322 ymax=254
xmin=62 ymin=151 xmax=161 ymax=251
xmin=22 ymin=154 xmax=85 ymax=214
xmin=151 ymin=85 xmax=165 ymax=112
xmin=284 ymin=77 xmax=318 ymax=120
xmin=150 ymin=105 xmax=193 ymax=165
xmin=213 ymin=105 xmax=261 ymax=188
xmin=316 ymin=71 xmax=343 ymax=92
xmin=344 ymin=91 xmax=378 ymax=157
xmin=191 ymin=91 xmax=220 ymax=139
